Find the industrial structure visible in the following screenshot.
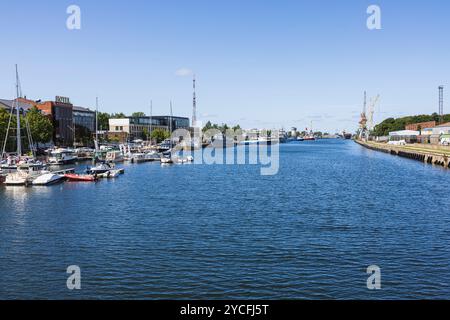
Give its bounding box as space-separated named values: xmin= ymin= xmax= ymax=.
xmin=359 ymin=91 xmax=380 ymax=140
xmin=439 ymin=85 xmax=444 ymax=124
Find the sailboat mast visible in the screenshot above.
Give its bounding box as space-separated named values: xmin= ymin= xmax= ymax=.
xmin=95 ymin=97 xmax=99 ymax=148
xmin=15 ymin=64 xmax=22 ymax=156
xmin=170 ymin=101 xmax=173 ymax=133
xmin=149 ymin=100 xmax=153 ymax=143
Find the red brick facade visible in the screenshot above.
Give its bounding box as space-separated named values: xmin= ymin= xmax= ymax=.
xmin=405 ymin=121 xmax=436 ymax=131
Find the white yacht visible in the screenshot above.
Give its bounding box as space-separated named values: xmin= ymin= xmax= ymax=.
xmin=130 ymin=153 xmax=147 ymax=163
xmin=5 ymin=164 xmax=47 ymax=186
xmin=86 ymin=162 xmax=113 ymax=174
xmin=144 ymin=151 xmax=160 ymax=162
xmin=48 ymin=149 xmax=78 ymax=165
xmin=106 ymin=150 xmax=125 ymax=163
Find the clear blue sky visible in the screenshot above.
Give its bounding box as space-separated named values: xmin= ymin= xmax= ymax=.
xmin=1 ymin=0 xmax=449 ymax=132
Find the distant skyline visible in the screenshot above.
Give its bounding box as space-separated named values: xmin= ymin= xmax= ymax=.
xmin=0 ymin=0 xmax=449 ymax=132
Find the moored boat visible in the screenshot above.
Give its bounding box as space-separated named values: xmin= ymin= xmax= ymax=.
xmin=86 ymin=162 xmax=114 ymax=174
xmin=161 ymin=156 xmax=174 ymax=164
xmin=129 ymin=153 xmax=147 ymax=163
xmin=32 ymin=173 xmax=65 ymax=186
xmin=48 ymin=148 xmax=78 ymax=165
xmin=144 ymin=152 xmax=160 ymax=162
xmin=108 ymin=170 xmax=121 ymax=178
xmin=0 ymin=172 xmax=7 ymax=184
xmin=64 ymin=173 xmax=97 ymax=182
xmin=96 ymin=171 xmax=110 ymax=179
xmin=4 ymin=164 xmax=47 ymax=186
xmin=106 ymin=150 xmax=125 ymax=163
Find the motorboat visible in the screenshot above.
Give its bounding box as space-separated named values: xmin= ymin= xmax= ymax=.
xmin=86 ymin=162 xmax=114 ymax=174
xmin=0 ymin=172 xmax=6 ymax=184
xmin=144 ymin=152 xmax=161 ymax=162
xmin=76 ymin=148 xmax=95 ymax=160
xmin=65 ymin=173 xmax=97 ymax=182
xmin=133 ymin=153 xmax=147 ymax=163
xmin=175 ymin=156 xmax=194 ymax=164
xmin=96 ymin=171 xmax=110 ymax=179
xmin=4 ymin=164 xmax=46 ymax=186
xmin=106 ymin=150 xmax=125 ymax=163
xmin=160 ymin=156 xmax=174 ymax=164
xmin=158 ymin=139 xmax=172 ymax=152
xmin=32 ymin=172 xmax=65 ymax=186
xmin=0 ymin=156 xmax=19 ymax=171
xmin=126 ymin=153 xmax=146 ymax=163
xmin=48 ymin=149 xmax=78 ymax=165
xmin=108 ymin=170 xmax=121 ymax=178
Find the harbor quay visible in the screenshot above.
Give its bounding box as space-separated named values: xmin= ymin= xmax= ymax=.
xmin=355 ymin=140 xmax=450 ymax=169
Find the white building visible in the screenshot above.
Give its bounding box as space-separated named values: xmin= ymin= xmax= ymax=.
xmin=432 ymin=122 xmax=450 ymax=135
xmin=389 ymin=130 xmax=420 ymax=143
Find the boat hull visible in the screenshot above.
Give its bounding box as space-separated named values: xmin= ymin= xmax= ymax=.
xmin=5 ymin=177 xmax=29 ymax=186
xmin=65 ymin=174 xmax=97 ymax=182
xmin=33 ymin=174 xmax=65 ymax=186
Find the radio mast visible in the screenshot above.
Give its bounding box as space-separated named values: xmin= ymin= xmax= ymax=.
xmin=192 ymin=75 xmax=197 ymax=127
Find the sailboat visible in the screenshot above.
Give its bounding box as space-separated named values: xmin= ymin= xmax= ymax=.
xmin=3 ymin=65 xmax=48 ymax=186
xmin=160 ymin=101 xmax=175 ymax=165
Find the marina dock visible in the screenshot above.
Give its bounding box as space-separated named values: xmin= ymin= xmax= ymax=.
xmin=356 ymin=140 xmax=450 ymax=169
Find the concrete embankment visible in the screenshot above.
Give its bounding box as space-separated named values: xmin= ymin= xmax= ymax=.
xmin=355 ymin=140 xmax=450 ymax=169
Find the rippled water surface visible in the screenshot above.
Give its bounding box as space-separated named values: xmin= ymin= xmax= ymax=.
xmin=1 ymin=140 xmax=450 ymax=299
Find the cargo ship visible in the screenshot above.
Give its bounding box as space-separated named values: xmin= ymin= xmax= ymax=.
xmin=343 ymin=131 xmax=352 ymax=140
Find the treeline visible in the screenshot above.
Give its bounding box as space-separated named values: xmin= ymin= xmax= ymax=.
xmin=373 ymin=113 xmax=450 ymax=137
xmin=202 ymin=121 xmax=241 ymax=133
xmin=97 ymin=112 xmax=127 ymax=131
xmin=97 ymin=112 xmax=148 ymax=131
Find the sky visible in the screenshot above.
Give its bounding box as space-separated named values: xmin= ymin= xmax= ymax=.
xmin=0 ymin=0 xmax=449 ymax=132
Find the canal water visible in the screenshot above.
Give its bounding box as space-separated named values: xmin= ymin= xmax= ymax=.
xmin=1 ymin=140 xmax=450 ymax=299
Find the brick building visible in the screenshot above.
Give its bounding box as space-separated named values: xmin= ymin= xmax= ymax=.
xmin=405 ymin=121 xmax=436 ymax=131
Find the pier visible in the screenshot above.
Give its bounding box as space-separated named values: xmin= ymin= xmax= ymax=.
xmin=355 ymin=140 xmax=450 ymax=169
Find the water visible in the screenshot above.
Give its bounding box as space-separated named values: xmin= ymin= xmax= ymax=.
xmin=1 ymin=140 xmax=450 ymax=299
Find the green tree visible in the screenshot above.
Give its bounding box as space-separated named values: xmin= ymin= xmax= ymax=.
xmin=151 ymin=128 xmax=170 ymax=143
xmin=132 ymin=112 xmax=146 ymax=118
xmin=142 ymin=128 xmax=149 ymax=140
xmin=97 ymin=112 xmax=110 ymax=131
xmin=372 ymin=113 xmax=450 ymax=136
xmin=202 ymin=121 xmax=213 ymax=132
xmin=25 ymin=107 xmax=53 ymax=145
xmin=111 ymin=112 xmax=127 ymax=119
xmin=219 ymin=124 xmax=229 ymax=134
xmin=0 ymin=108 xmax=14 ymax=152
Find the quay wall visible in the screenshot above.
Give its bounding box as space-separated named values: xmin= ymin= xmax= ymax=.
xmin=355 ymin=140 xmax=450 ymax=169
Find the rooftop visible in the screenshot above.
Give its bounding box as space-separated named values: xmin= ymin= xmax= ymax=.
xmin=389 ymin=130 xmax=420 ymax=136
xmin=73 ymin=105 xmax=94 ymax=112
xmin=0 ymin=98 xmax=35 ymax=111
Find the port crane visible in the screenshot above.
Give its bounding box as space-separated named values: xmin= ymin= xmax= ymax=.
xmin=358 ymin=92 xmax=380 ymax=140
xmin=367 ymin=94 xmax=380 ymax=132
